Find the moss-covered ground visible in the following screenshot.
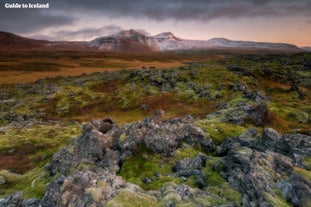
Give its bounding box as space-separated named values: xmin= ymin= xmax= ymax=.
xmin=0 ymin=50 xmax=310 ymax=202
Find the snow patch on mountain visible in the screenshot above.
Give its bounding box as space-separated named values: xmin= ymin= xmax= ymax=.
xmin=89 ymin=30 xmax=303 ymax=52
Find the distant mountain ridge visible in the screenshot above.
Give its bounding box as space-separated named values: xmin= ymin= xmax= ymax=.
xmin=0 ymin=30 xmax=307 ymax=52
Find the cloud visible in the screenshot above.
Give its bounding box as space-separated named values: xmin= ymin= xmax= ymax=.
xmin=52 ymin=0 xmax=311 ymax=20
xmin=0 ymin=5 xmax=73 ymax=33
xmin=47 ymin=25 xmax=123 ymax=40
xmin=1 ymin=0 xmax=310 ymax=35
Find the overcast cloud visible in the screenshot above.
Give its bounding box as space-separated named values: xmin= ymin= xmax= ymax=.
xmin=0 ymin=0 xmax=310 ymax=44
xmin=1 ymin=0 xmax=310 ymax=32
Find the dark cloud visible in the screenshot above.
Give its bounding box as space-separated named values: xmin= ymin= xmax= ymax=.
xmin=1 ymin=0 xmax=310 ymax=34
xmin=43 ymin=25 xmax=123 ymax=40
xmin=0 ymin=1 xmax=73 ymax=33
xmin=51 ymin=0 xmax=311 ymax=20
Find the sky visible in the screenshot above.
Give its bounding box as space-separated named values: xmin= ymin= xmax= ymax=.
xmin=0 ymin=0 xmax=310 ymax=46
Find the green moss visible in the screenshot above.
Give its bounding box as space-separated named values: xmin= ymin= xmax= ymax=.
xmin=196 ymin=120 xmax=247 ymax=145
xmin=106 ymin=189 xmax=159 ymax=207
xmin=268 ymin=103 xmax=309 ymax=124
xmin=0 ymin=168 xmax=51 ymax=198
xmin=304 ymin=157 xmax=311 ymax=170
xmin=293 ymin=167 xmax=311 ymax=180
xmin=174 ymin=143 xmax=202 ymax=160
xmin=116 ymin=83 xmax=146 ymax=109
xmin=202 ymin=157 xmax=242 ymax=204
xmin=0 ymin=170 xmax=21 ymax=185
xmin=119 ymin=146 xmax=182 ymax=190
xmin=264 ymin=190 xmax=292 ymax=207
xmin=0 ymin=123 xmax=81 ymax=173
xmin=207 ymin=185 xmax=242 ymax=204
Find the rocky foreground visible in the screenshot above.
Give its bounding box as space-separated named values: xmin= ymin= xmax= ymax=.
xmin=1 ymin=111 xmax=311 ymax=207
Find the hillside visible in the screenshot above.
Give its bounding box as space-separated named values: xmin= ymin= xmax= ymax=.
xmin=0 ymin=30 xmax=305 ymax=52
xmin=0 ymin=51 xmax=310 ymax=206
xmin=0 ymin=31 xmax=48 ymax=49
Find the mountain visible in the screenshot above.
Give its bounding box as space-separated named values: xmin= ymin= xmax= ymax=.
xmin=90 ymin=29 xmax=155 ymax=52
xmin=89 ymin=30 xmax=304 ymax=52
xmin=0 ymin=30 xmax=306 ymax=52
xmin=0 ymin=31 xmax=48 ymax=49
xmin=301 ymin=46 xmax=311 ymax=51
xmin=205 ymin=38 xmax=303 ymax=51
xmin=0 ymin=31 xmax=89 ymax=50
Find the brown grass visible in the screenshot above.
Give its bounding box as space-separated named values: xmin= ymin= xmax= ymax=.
xmin=0 ymin=144 xmax=37 ymax=173
xmin=0 ymin=50 xmax=230 ymax=85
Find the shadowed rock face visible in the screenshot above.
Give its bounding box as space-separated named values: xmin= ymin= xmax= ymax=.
xmin=46 ymin=118 xmax=122 ymax=176
xmin=218 ymin=128 xmax=311 ymax=207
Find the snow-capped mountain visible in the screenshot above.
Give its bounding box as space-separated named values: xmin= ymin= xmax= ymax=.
xmin=301 ymin=46 xmax=311 ymax=51
xmin=90 ymin=30 xmax=303 ymax=52
xmin=0 ymin=30 xmax=306 ymax=52
xmin=90 ymin=29 xmax=156 ymax=52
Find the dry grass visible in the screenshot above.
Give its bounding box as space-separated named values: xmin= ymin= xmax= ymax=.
xmin=0 ymin=50 xmax=228 ymax=84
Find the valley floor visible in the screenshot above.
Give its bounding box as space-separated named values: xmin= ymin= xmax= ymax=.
xmin=0 ymin=50 xmax=310 ymax=206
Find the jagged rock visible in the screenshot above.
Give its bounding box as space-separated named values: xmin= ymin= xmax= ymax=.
xmin=206 ymin=91 xmax=272 ymax=126
xmin=3 ymin=113 xmax=310 ymax=207
xmin=175 ymin=184 xmax=193 ymax=201
xmin=243 ymin=90 xmax=271 ymax=105
xmin=0 ymin=192 xmax=40 ymax=207
xmin=277 ymin=174 xmax=311 ymax=207
xmin=228 ymin=82 xmax=248 ymax=92
xmin=218 ymin=128 xmax=311 ymax=207
xmin=173 ymin=153 xmax=207 ymax=172
xmin=123 ymin=114 xmax=214 ymax=156
xmin=47 ymin=118 xmax=121 ymax=175
xmin=227 ymin=65 xmax=253 ymax=76
xmin=255 ymin=129 xmax=311 ymax=166
xmin=172 ymin=153 xmax=208 ymax=189
xmin=40 ymin=170 xmax=126 ymax=207
xmin=248 ymin=104 xmax=271 ymax=126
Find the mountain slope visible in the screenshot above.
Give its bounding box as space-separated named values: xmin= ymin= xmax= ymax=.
xmin=0 ymin=30 xmax=306 ymax=52
xmin=0 ymin=31 xmax=48 ymax=49
xmin=90 ymin=30 xmax=155 ymax=52
xmin=92 ymin=30 xmax=304 ymax=52
xmin=0 ymin=31 xmax=89 ymax=50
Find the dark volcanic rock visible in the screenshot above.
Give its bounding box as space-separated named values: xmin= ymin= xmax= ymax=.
xmin=176 ymin=184 xmax=193 ymax=201
xmin=277 ymin=173 xmax=311 ymax=207
xmin=47 ymin=118 xmax=121 ymax=175
xmin=0 ymin=192 xmax=40 ymax=207
xmin=2 ymin=113 xmax=311 ymax=207
xmin=40 ymin=170 xmax=126 ymax=207
xmin=219 ymin=128 xmax=311 ymax=207
xmin=243 ymin=90 xmax=271 ymax=105
xmin=227 ymin=65 xmax=253 ymax=77
xmin=206 ymin=90 xmax=272 ymax=127
xmin=248 ymin=104 xmax=271 ymax=126
xmin=123 ymin=112 xmax=214 ymax=156
xmin=172 ymin=153 xmax=208 ymax=189
xmin=173 ymin=153 xmax=207 ymax=172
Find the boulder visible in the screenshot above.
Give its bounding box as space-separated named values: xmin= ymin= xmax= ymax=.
xmin=40 ymin=170 xmax=126 ymax=207
xmin=123 ymin=114 xmax=214 ymax=156
xmin=47 ymin=118 xmax=121 ymax=175
xmin=0 ymin=192 xmax=40 ymax=207
xmin=219 ymin=128 xmax=311 ymax=207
